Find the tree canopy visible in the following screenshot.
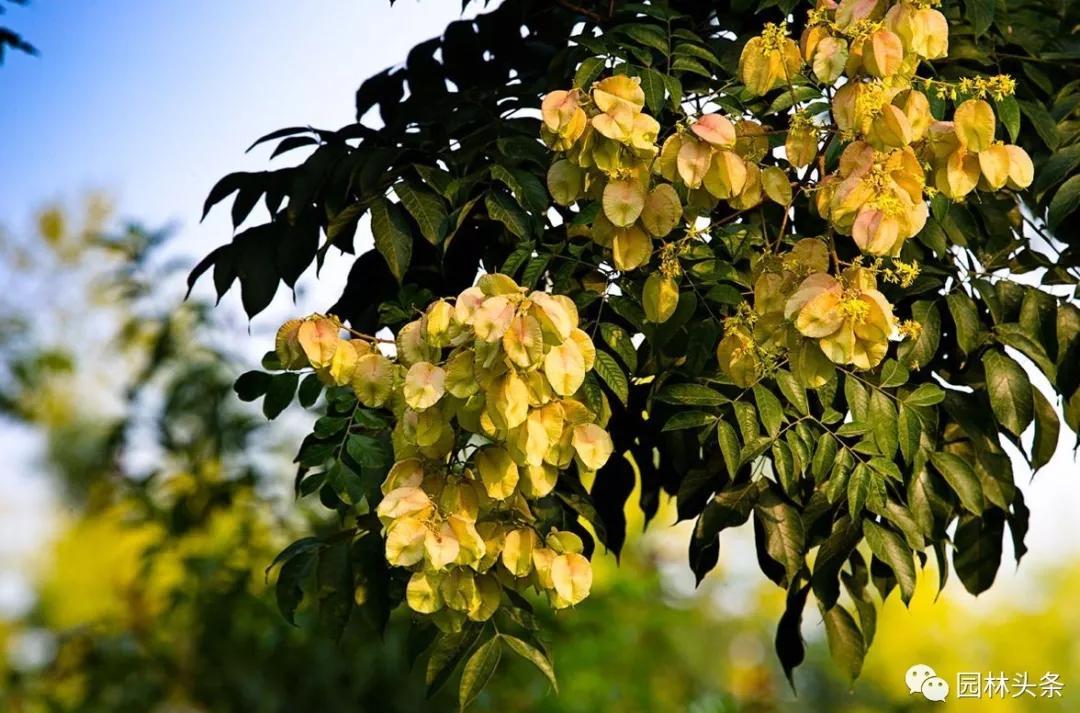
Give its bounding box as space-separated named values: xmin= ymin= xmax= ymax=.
xmin=193 ymin=0 xmax=1080 ymax=706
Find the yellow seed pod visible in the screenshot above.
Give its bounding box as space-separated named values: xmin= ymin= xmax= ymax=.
xmin=550 ymin=552 xmax=592 ymax=607
xmin=785 ymin=125 xmax=818 ymax=170
xmin=690 ymin=113 xmax=737 ymax=148
xmin=703 ymin=150 xmax=748 ymax=200
xmin=478 ymin=273 xmax=522 ymax=297
xmin=461 ymin=573 xmax=498 ymax=621
xmin=449 ymin=516 xmax=486 ymax=568
xmin=503 ymin=528 xmax=540 ymax=577
xmin=544 ymin=339 xmax=587 ymax=396
xmin=791 ymin=337 xmax=836 ymax=388
xmin=896 ymin=90 xmax=931 ymax=142
xmin=439 ymin=567 xmax=478 ymax=613
xmin=509 ymin=409 xmax=551 ymax=467
xmin=831 ymin=82 xmax=860 ymax=135
xmin=740 ymin=37 xmax=779 ymax=96
xmin=396 ymin=320 xmax=433 ymax=366
xmin=297 ymin=317 xmax=340 ymax=368
xmin=547 ymin=160 xmax=584 ymax=206
xmin=863 ymin=29 xmax=903 ymax=78
xmin=728 ymin=163 xmax=764 ymax=210
xmin=403 ymin=362 xmax=446 ymax=411
xmin=423 ymin=300 xmax=456 ymax=348
xmin=352 ymin=353 xmax=394 ymax=408
xmin=521 ymin=462 xmax=558 ymax=498
xmin=502 ymin=314 xmax=544 ymax=369
xmin=812 ymin=36 xmax=849 ymax=84
xmin=326 ymin=339 xmax=362 ymax=385
xmin=529 ymin=290 xmax=575 ymax=343
xmin=602 ymin=178 xmax=647 ymax=227
xmin=735 ymin=120 xmax=770 ymax=162
xmin=532 ymin=547 xmax=557 ymax=589
xmin=592 ymin=75 xmax=645 ymax=115
xmin=761 ymin=166 xmax=793 ymax=205
xmin=754 ymin=272 xmax=786 ymax=316
xmin=591 ymin=105 xmax=635 ymax=143
xmin=566 ymin=330 xmax=594 ymax=373
xmin=475 ymin=522 xmax=506 ymax=573
xmin=487 ymin=370 xmax=530 ymax=431
xmin=1004 ymin=144 xmax=1034 ymax=190
xmin=455 ymin=286 xmax=486 ymax=325
xmin=444 ymin=349 xmax=479 ymax=399
xmin=716 ymin=328 xmax=761 ymax=387
xmin=676 ymin=138 xmax=712 ymax=189
xmin=791 ymin=238 xmax=831 ymax=274
xmin=572 ymin=423 xmax=614 ymax=470
xmin=917 ymin=8 xmax=949 ymax=59
xmin=640 ymin=183 xmax=683 ymax=237
xmin=382 ymin=458 xmax=424 ymax=495
xmin=869 ymin=104 xmax=913 ymax=149
xmin=471 ymin=296 xmax=516 ymax=342
xmin=424 ymin=521 xmax=460 ymax=570
xmin=954 ymin=99 xmax=996 ymax=153
xmin=546 ymin=530 xmax=585 ymax=555
xmin=475 ymin=446 xmax=520 ymax=500
xmin=800 ymin=24 xmax=827 ymax=62
xmin=541 ymin=90 xmax=580 ymax=133
xmin=412 ymin=406 xmax=445 ymax=447
xmin=630 ymin=113 xmax=661 ymax=156
xmin=276 ymin=319 xmax=308 ymax=370
xmin=643 ymin=273 xmax=680 ymax=323
xmin=978 ymin=144 xmax=1011 ymax=190
xmin=377 ymin=485 xmax=431 ymax=523
xmin=406 ymin=570 xmax=445 ymax=614
xmin=852 ymin=208 xmax=903 ymax=256
xmin=935 ymin=149 xmax=980 ymax=200
xmin=611 ymin=224 xmax=653 ymax=271
xmin=385 ymin=516 xmax=427 ymax=567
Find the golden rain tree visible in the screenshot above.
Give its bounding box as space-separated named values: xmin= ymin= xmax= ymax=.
xmin=191 ymin=0 xmax=1080 ymax=707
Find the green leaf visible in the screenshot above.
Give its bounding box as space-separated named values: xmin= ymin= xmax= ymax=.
xmin=661 ymin=411 xmax=716 ymax=431
xmin=671 ymin=56 xmax=711 ymax=78
xmin=490 ymin=164 xmax=548 ymax=215
xmin=574 ymin=57 xmax=606 ymax=89
xmin=995 ymin=95 xmax=1020 ymax=143
xmin=753 ymin=385 xmax=784 ymax=438
xmin=772 ymin=441 xmax=797 ymax=496
xmin=776 ymin=370 xmax=809 ymax=415
xmin=863 ymin=521 xmax=916 ymax=605
xmin=315 ymin=540 xmax=353 ymax=640
xmin=897 ymin=301 xmax=941 ymax=368
xmin=1018 ymin=99 xmax=1060 ymax=150
xmin=1032 ymin=388 xmax=1060 ymax=472
xmin=1032 ymin=144 xmax=1080 ymax=196
xmin=637 ymin=67 xmax=666 ymax=114
xmin=673 ymin=42 xmax=720 ymax=65
xmin=485 ymin=191 xmax=531 ymax=240
xmin=500 ymin=635 xmax=557 ymax=692
xmin=903 ymin=383 xmax=945 ymax=406
xmin=930 ymin=451 xmax=985 ymax=514
xmin=427 ymin=627 xmax=483 ymax=697
xmin=599 ymin=323 xmax=637 ymax=371
xmin=394 ymin=182 xmax=447 ymax=245
xmin=897 ymin=404 xmax=920 ymax=464
xmin=459 ymin=635 xmax=502 ymax=711
xmin=994 ymin=323 xmax=1057 ymax=380
xmin=263 ymin=372 xmax=299 ymax=420
xmin=811 ymin=435 xmax=838 ymax=482
xmin=946 ymin=292 xmax=982 ymax=356
xmin=594 ymin=350 xmax=629 ymax=406
xmin=619 ymin=23 xmax=669 ymax=54
xmin=655 ymin=383 xmax=727 ymax=407
xmin=370 ymin=197 xmax=413 ymax=282
xmin=847 ymin=463 xmax=871 ymax=518
xmin=520 ymin=254 xmax=551 ymax=289
xmin=754 ymin=490 xmax=805 ymax=588
xmin=965 ymin=0 xmax=994 ymax=36
xmin=1048 ymin=174 xmax=1080 ymax=230
xmin=982 ymin=350 xmax=1033 ymax=436
xmin=298 ymin=373 xmax=323 ymax=408
xmin=812 ymin=516 xmax=862 ymax=610
xmin=821 ymin=603 xmax=866 ymax=682
xmin=716 ymin=420 xmax=741 ymax=476
xmin=878 ymin=359 xmax=908 ymax=388
xmin=235 ymin=370 xmax=271 ymax=402
xmin=696 ymin=481 xmax=759 ymax=541
xmin=868 ymin=391 xmax=897 ymax=460
xmin=346 ymin=434 xmax=389 ymax=469
xmin=953 ymin=511 xmax=1004 ymax=596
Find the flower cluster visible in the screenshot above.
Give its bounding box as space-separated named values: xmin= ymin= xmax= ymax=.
xmin=275 ymin=272 xmax=615 ymax=631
